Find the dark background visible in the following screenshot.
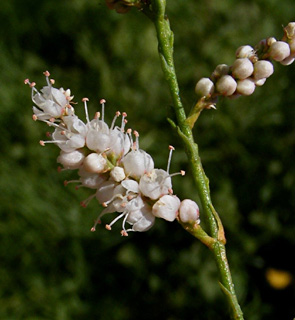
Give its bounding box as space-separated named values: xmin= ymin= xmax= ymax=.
xmin=1 ymin=0 xmax=295 ymax=319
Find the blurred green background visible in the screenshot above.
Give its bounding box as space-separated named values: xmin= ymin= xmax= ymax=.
xmin=1 ymin=0 xmax=295 ymax=319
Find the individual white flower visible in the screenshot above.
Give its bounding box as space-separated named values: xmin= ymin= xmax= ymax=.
xmin=122 ymin=131 xmax=154 ymax=179
xmin=152 ymin=195 xmax=181 ymax=222
xmin=77 ymin=167 xmax=107 ymax=189
xmin=27 ymin=71 xmax=74 ymax=120
xmin=57 ymin=150 xmax=85 ymax=169
xmin=86 ymin=118 xmax=110 ymax=152
xmin=125 ymin=202 xmax=155 ymax=233
xmin=139 ymin=169 xmax=172 ymax=200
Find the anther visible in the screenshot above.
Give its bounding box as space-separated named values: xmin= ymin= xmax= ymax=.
xmin=24 ymin=79 xmax=30 ymax=85
xmin=30 ymin=82 xmax=36 ymax=88
xmin=100 ymin=99 xmax=106 ymax=104
xmin=94 ymin=112 xmax=100 ymax=119
xmin=43 ymin=71 xmax=50 ymax=77
xmin=105 ymin=224 xmax=112 ymax=231
xmin=50 ymin=79 xmax=55 ymax=85
xmin=39 ymin=140 xmax=45 ymax=146
xmin=32 ymin=114 xmax=38 ymax=121
xmin=121 ymin=230 xmax=128 ymax=237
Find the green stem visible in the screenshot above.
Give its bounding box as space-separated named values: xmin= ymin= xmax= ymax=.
xmin=142 ymin=0 xmax=244 ymax=319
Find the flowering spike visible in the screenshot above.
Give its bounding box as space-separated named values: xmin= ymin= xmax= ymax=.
xmin=26 ymin=71 xmax=199 ymax=235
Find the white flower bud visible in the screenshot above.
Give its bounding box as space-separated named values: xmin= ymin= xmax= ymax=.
xmin=83 ymin=153 xmax=107 ymax=173
xmin=179 ymin=199 xmax=200 ymax=223
xmin=236 ymin=45 xmax=254 ymax=58
xmin=152 ymin=195 xmax=180 ymax=222
xmin=253 ymin=60 xmax=274 ymax=80
xmin=212 ymin=64 xmax=230 ymax=79
xmin=280 ymin=55 xmax=295 ymax=66
xmin=267 ymin=37 xmax=277 ymax=46
xmin=216 ymin=75 xmax=237 ymax=96
xmin=231 ymin=58 xmax=254 ymax=80
xmin=253 ymin=78 xmax=266 ymax=86
xmin=269 ymin=41 xmax=290 ymax=62
xmin=236 ymin=79 xmax=256 ymax=96
xmin=195 ymin=78 xmax=215 ymax=97
xmin=57 ymin=150 xmax=85 ymax=169
xmin=110 ymin=166 xmax=126 ymax=182
xmin=284 ymin=22 xmax=295 ymax=39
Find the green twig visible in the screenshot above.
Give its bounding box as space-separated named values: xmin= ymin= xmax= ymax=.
xmin=141 ymin=0 xmax=244 ymax=319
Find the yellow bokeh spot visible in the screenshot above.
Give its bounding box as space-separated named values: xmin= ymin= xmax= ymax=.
xmin=265 ymin=268 xmax=293 ymax=290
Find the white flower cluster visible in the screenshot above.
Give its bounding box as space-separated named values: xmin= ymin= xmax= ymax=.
xmin=25 ymin=72 xmax=200 ymax=236
xmin=195 ymin=22 xmax=295 ymax=100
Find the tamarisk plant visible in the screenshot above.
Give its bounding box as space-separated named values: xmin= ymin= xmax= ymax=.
xmin=25 ymin=0 xmax=295 ymax=319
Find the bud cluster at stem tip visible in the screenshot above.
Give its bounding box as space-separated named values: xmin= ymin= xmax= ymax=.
xmin=195 ymin=22 xmax=295 ymax=104
xmin=25 ymin=72 xmax=200 ymax=236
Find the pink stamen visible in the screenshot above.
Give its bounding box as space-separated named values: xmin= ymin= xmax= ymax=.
xmin=82 ymin=98 xmax=90 ymax=123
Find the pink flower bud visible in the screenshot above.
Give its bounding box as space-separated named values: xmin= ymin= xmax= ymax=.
xmin=231 ymin=58 xmax=254 ymax=80
xmin=216 ymin=75 xmax=237 ymax=96
xmin=195 ymin=78 xmax=215 ymax=97
xmin=236 ymin=79 xmax=256 ymax=96
xmin=269 ymin=41 xmax=290 ymax=61
xmin=179 ymin=199 xmax=200 ymax=223
xmin=253 ymin=60 xmax=274 ymax=80
xmin=152 ymin=195 xmax=180 ymax=222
